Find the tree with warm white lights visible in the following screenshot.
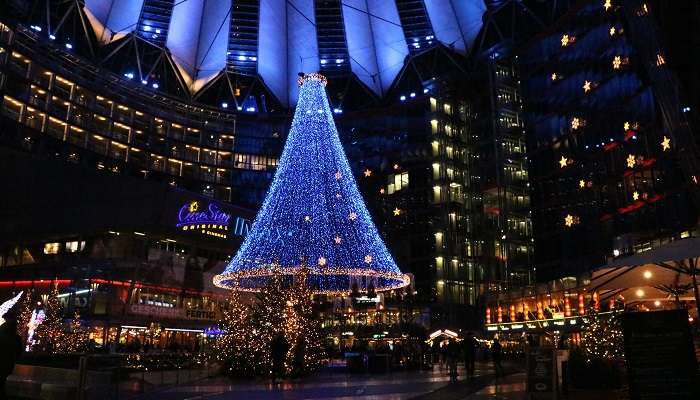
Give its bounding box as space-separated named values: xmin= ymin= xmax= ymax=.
xmin=580 ymin=310 xmax=624 ymax=362
xmin=32 ymin=285 xmax=63 ymax=353
xmin=213 ymin=285 xmax=256 ymax=376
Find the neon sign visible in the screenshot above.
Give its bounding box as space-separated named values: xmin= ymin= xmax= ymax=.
xmin=177 ymin=201 xmax=231 ymax=228
xmin=176 ymin=200 xmax=250 ymax=239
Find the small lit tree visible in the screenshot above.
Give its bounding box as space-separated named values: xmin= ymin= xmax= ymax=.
xmin=33 ymin=285 xmax=63 ymax=353
xmin=580 ymin=310 xmax=624 ymax=362
xmin=56 ymin=312 xmax=89 ymax=353
xmin=213 ymin=284 xmax=256 ymax=376
xmin=16 ymin=290 xmax=34 ymax=343
xmin=287 ymin=269 xmax=325 ymax=376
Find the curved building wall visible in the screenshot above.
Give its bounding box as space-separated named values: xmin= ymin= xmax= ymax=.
xmin=0 ymin=25 xmax=284 ymax=207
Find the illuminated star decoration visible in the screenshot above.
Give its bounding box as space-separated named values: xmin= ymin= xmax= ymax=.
xmin=564 ymin=214 xmax=575 ymax=227
xmin=334 ymin=170 xmax=342 ymax=180
xmin=334 ymin=235 xmax=342 ymax=244
xmin=609 ymin=26 xmax=616 ymax=36
xmin=551 ymin=73 xmax=558 ymax=81
xmin=661 ymin=136 xmax=671 ymax=151
xmin=363 ymin=169 xmax=372 ymax=177
xmin=304 ymin=215 xmax=311 ymax=222
xmin=364 ymin=254 xmax=373 ymax=264
xmin=626 ymin=154 xmax=636 ymax=168
xmin=379 ymin=188 xmax=385 ymax=194
xmin=632 ymin=191 xmax=639 ymax=201
xmin=559 ymin=156 xmax=569 ymax=168
xmin=188 ymin=201 xmax=199 ymax=212
xmin=336 ymin=193 xmax=342 ymax=199
xmin=583 ymin=81 xmax=591 ymax=93
xmin=318 ymin=256 xmax=327 ymax=266
xmin=624 ymin=121 xmax=631 ymax=131
xmin=604 ymin=0 xmax=612 ymax=11
xmin=571 ymin=117 xmax=581 ymax=130
xmin=579 ymin=180 xmax=586 ymax=188
xmin=393 ymin=208 xmax=401 ymax=216
xmin=561 ymin=34 xmax=570 ymax=47
xmin=613 ymin=55 xmax=622 ymax=69
xmin=348 ymin=212 xmax=357 ymax=221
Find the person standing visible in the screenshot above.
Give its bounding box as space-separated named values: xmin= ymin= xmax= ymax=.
xmin=447 ymin=338 xmax=460 ymax=383
xmin=491 ymin=338 xmax=503 ymax=377
xmin=270 ymin=334 xmax=289 ymax=383
xmin=463 ymin=332 xmax=477 ymax=380
xmin=0 ymin=315 xmax=23 ymax=400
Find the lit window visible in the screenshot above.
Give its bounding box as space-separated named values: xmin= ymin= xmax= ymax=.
xmin=44 ymin=243 xmax=60 ymax=254
xmin=387 ymin=172 xmax=409 ymax=193
xmin=65 ymin=241 xmax=85 ymax=253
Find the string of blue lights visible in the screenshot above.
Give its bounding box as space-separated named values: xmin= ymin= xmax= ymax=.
xmin=214 ymin=73 xmax=409 ymax=294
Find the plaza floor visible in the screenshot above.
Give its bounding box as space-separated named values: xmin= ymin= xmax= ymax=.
xmin=136 ymin=362 xmax=509 ymax=400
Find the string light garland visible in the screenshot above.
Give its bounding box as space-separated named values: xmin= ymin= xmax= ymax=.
xmin=214 ymin=74 xmax=409 ymax=294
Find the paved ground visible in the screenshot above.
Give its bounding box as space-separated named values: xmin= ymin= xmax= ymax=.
xmin=134 ymin=362 xmax=508 ymax=400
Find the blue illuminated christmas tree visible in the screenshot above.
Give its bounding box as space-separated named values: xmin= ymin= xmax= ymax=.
xmin=215 ymin=73 xmax=409 ymax=294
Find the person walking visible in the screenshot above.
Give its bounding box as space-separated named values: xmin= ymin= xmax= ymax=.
xmin=491 ymin=338 xmax=504 ymax=377
xmin=446 ymin=338 xmax=460 ymax=383
xmin=270 ymin=334 xmax=289 ymax=383
xmin=0 ymin=314 xmax=23 ymax=400
xmin=463 ymin=332 xmax=477 ymax=380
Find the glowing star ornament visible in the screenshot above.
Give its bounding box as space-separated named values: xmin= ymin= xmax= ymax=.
xmin=393 ymin=208 xmax=401 ymax=216
xmin=626 ymin=154 xmax=636 ymax=168
xmin=661 ymin=136 xmax=671 ymax=151
xmin=551 ymin=73 xmax=558 ymax=81
xmin=561 ymin=34 xmax=570 ymax=47
xmin=559 ymin=156 xmax=570 ymax=168
xmin=609 ymin=26 xmax=616 ymax=36
xmin=571 ymin=117 xmax=582 ymax=130
xmin=213 ymin=73 xmax=409 ymax=294
xmin=363 ymin=169 xmax=372 ymax=177
xmin=579 ymin=180 xmax=586 ymax=188
xmin=624 ymin=121 xmax=631 ymax=131
xmin=613 ymin=56 xmax=622 ymax=69
xmin=604 ymin=0 xmax=612 ymax=11
xmin=583 ymin=81 xmax=592 ymax=93
xmin=632 ymin=191 xmax=640 ymax=201
xmin=364 ymin=255 xmax=373 ymax=264
xmin=564 ymin=214 xmax=575 ymax=227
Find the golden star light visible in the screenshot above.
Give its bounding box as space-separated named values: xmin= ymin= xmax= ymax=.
xmin=561 ymin=34 xmax=570 ymax=47
xmin=334 ymin=170 xmax=342 ymax=180
xmin=304 ymin=215 xmax=311 ymax=222
xmin=626 ymin=154 xmax=636 ymax=168
xmin=579 ymin=180 xmax=586 ymax=188
xmin=551 ymin=73 xmax=558 ymax=81
xmin=393 ymin=208 xmax=401 ymax=216
xmin=609 ymin=26 xmax=616 ymax=36
xmin=583 ymin=81 xmax=591 ymax=93
xmin=318 ymin=256 xmax=327 ymax=266
xmin=632 ymin=191 xmax=639 ymax=201
xmin=613 ymin=55 xmax=622 ymax=69
xmin=624 ymin=121 xmax=630 ymax=131
xmin=661 ymin=136 xmax=671 ymax=151
xmin=604 ymin=0 xmax=612 ymax=11
xmin=348 ymin=212 xmax=357 ymax=221
xmin=571 ymin=117 xmax=581 ymax=130
xmin=364 ymin=254 xmax=373 ymax=264
xmin=363 ymin=169 xmax=372 ymax=177
xmin=559 ymin=156 xmax=569 ymax=168
xmin=564 ymin=214 xmax=575 ymax=227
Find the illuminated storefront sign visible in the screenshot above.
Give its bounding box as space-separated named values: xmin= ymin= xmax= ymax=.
xmin=176 ymin=200 xmax=250 ymax=239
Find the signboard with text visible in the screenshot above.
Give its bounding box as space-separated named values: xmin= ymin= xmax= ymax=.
xmin=527 ymin=347 xmax=555 ymax=396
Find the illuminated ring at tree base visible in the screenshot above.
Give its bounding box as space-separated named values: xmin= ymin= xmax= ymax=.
xmin=213 ymin=267 xmax=410 ymax=294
